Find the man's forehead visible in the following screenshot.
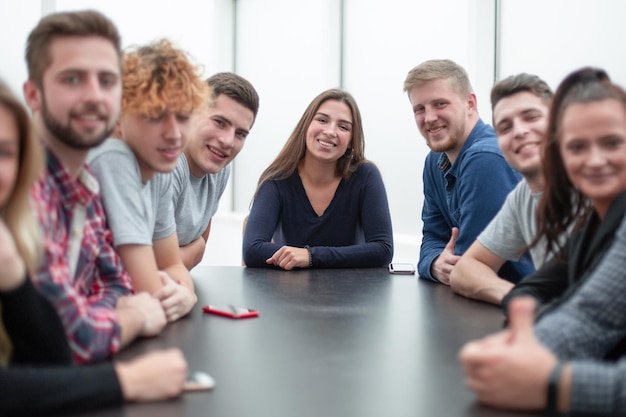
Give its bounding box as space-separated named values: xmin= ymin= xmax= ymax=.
xmin=213 ymin=94 xmax=255 ymax=123
xmin=494 ymin=92 xmax=548 ymax=122
xmin=46 ymin=36 xmax=121 ymax=75
xmin=410 ymin=78 xmax=460 ymax=103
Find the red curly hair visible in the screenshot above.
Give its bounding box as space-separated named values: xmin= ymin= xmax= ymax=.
xmin=121 ymin=39 xmax=210 ymax=118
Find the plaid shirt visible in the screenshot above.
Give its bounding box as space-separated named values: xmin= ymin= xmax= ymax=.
xmin=31 ymin=150 xmax=133 ymax=364
xmin=535 ymin=213 xmax=626 ymax=413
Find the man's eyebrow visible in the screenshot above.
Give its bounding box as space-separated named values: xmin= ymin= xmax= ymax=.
xmin=495 ymin=117 xmax=511 ymax=128
xmin=55 ymin=68 xmax=120 ymax=78
xmin=496 ymin=107 xmax=543 ymax=125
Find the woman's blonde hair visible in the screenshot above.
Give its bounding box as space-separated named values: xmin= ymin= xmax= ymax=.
xmin=0 ymin=80 xmax=44 ymax=364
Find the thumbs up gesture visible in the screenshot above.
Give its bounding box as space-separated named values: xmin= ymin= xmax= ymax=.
xmin=458 ymin=297 xmax=560 ymax=411
xmin=506 ymin=296 xmax=537 ymax=341
xmin=431 ymin=227 xmax=461 ymax=285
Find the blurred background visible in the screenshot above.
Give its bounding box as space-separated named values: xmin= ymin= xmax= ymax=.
xmin=2 ymin=0 xmax=625 ymax=266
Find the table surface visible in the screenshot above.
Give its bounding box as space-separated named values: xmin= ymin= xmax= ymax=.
xmin=71 ymin=266 xmax=539 ymax=417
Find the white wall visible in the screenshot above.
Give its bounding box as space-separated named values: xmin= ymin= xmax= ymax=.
xmin=1 ymin=0 xmax=235 ymax=100
xmin=0 ymin=0 xmax=43 ymax=98
xmin=340 ymin=0 xmax=496 ymax=251
xmin=498 ymin=0 xmax=626 ymax=91
xmin=231 ymin=0 xmax=496 ymax=259
xmin=232 ymin=0 xmax=341 ymax=212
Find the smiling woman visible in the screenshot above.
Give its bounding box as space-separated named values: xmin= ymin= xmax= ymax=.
xmin=559 ymin=99 xmax=626 ymax=219
xmin=242 ymin=88 xmax=394 ymax=270
xmin=462 ymin=67 xmax=626 ymax=416
xmin=503 ymin=67 xmax=626 ymax=318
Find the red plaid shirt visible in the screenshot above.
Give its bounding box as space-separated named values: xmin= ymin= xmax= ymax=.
xmin=31 ymin=150 xmax=133 ymax=364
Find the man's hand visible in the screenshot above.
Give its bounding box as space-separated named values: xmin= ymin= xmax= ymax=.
xmin=116 ymin=292 xmax=167 ymax=337
xmin=115 ymin=348 xmax=187 ymax=402
xmin=431 ymin=227 xmax=460 ymax=285
xmin=459 ymin=297 xmax=560 ymax=411
xmin=266 ymin=246 xmax=309 ymax=270
xmin=153 ymin=272 xmax=197 ymax=322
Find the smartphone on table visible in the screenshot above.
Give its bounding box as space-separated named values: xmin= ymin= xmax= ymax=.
xmin=202 ymin=304 xmax=259 ymax=319
xmin=388 ymin=262 xmax=416 ymax=275
xmin=184 ymin=371 xmax=216 ymax=392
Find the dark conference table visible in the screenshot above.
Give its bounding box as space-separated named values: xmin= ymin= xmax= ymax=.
xmin=73 ymin=266 xmax=539 ymax=417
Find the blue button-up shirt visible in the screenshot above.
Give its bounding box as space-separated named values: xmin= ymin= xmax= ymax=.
xmin=417 ymin=119 xmax=534 ymax=282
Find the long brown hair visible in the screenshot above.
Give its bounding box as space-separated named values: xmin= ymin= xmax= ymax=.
xmin=0 ymin=81 xmax=43 ymax=272
xmin=0 ymin=80 xmax=45 ymax=364
xmin=253 ymin=88 xmax=367 ymax=199
xmin=534 ymin=67 xmax=626 ymax=259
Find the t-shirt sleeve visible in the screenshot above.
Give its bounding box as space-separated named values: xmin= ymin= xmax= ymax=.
xmin=171 ymin=155 xmax=187 ymax=209
xmin=455 ymin=151 xmax=520 ymax=255
xmin=89 ymin=142 xmax=153 ymax=246
xmin=153 ymin=173 xmax=176 ymax=241
xmin=477 ymin=183 xmax=527 ymax=262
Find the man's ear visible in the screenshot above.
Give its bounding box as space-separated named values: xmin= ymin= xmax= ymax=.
xmin=466 ymin=92 xmax=478 ymax=114
xmin=23 ymin=80 xmax=42 ymax=112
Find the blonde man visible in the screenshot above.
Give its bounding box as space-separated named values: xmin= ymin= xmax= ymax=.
xmin=403 ymin=59 xmax=532 ymax=287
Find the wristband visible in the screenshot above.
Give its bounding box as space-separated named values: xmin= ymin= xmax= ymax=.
xmin=304 ymin=245 xmax=313 ymax=269
xmin=546 ymin=361 xmax=564 ymax=415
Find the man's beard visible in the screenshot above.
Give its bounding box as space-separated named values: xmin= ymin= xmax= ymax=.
xmin=41 ymin=92 xmax=114 ymax=150
xmin=428 ymin=135 xmax=460 ymax=153
xmin=425 ymin=122 xmax=465 ymax=153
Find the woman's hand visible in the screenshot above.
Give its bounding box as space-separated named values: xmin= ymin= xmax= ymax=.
xmin=266 ymin=246 xmax=309 ymax=270
xmin=0 ymin=219 xmax=26 ymax=291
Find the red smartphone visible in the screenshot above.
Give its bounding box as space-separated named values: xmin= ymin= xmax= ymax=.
xmin=202 ymin=304 xmax=259 ymax=319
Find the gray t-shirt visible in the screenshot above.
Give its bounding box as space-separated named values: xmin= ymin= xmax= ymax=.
xmin=87 ymin=138 xmax=176 ymax=247
xmin=477 ymin=179 xmax=549 ymax=267
xmin=171 ymin=154 xmax=230 ymax=246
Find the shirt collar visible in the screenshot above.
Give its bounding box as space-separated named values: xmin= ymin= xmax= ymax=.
xmin=46 ymin=149 xmax=100 ymax=208
xmin=437 ymin=119 xmax=486 ymax=174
